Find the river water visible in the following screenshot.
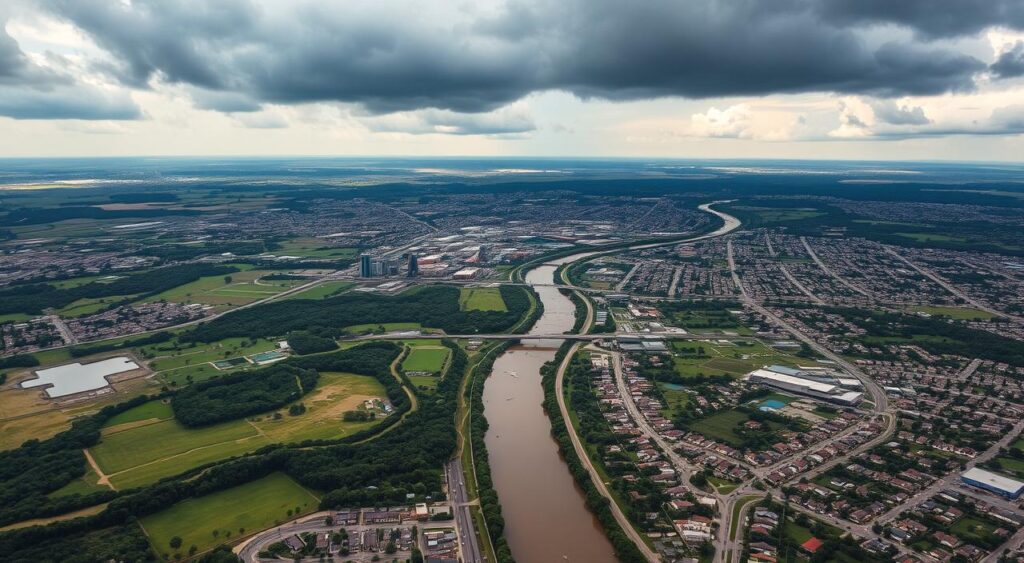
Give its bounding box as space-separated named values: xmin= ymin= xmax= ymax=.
xmin=482 ymin=259 xmax=617 ymax=563
xmin=480 ymin=203 xmax=740 ymax=562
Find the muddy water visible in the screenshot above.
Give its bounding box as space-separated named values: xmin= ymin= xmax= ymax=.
xmin=482 ymin=261 xmax=617 ymax=563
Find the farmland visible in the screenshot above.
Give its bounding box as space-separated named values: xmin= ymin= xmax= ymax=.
xmin=89 ymin=372 xmax=387 ymax=489
xmin=141 ymin=472 xmax=319 ymax=559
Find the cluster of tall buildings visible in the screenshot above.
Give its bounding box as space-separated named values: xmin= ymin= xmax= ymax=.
xmin=360 ymin=253 xmax=419 ymax=278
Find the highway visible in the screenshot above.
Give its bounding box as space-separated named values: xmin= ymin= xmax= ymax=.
xmin=445 ymin=458 xmax=483 ymax=563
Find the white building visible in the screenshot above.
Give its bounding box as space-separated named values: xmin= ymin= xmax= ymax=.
xmin=747 ymin=366 xmax=863 ymax=406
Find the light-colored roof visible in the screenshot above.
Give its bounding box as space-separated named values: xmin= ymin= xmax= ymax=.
xmin=962 ymin=468 xmax=1024 ymax=494
xmin=749 ymin=368 xmax=838 ymax=394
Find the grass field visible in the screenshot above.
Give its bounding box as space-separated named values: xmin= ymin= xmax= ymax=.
xmin=687 ymin=409 xmax=748 ymax=447
xmin=896 ymin=232 xmax=967 ymax=243
xmin=907 ymin=305 xmax=997 ymax=320
xmin=657 ymin=383 xmax=691 ymax=418
xmin=144 ymin=336 xmax=279 ymax=372
xmin=285 ymin=281 xmax=355 ymax=300
xmin=141 ymin=472 xmax=319 ymax=558
xmin=342 ymin=322 xmax=424 ymax=335
xmin=994 ymin=457 xmax=1024 ymax=479
xmin=140 ymin=270 xmax=304 ymax=311
xmin=459 ymin=287 xmax=507 ymax=312
xmin=752 ymin=208 xmax=825 ymax=222
xmin=270 ymin=238 xmax=359 ymax=259
xmin=47 ymin=464 xmax=110 ymax=498
xmin=670 ymin=340 xmax=811 ymax=379
xmin=402 ymin=347 xmax=450 ymax=373
xmin=90 ymin=373 xmax=386 ymax=489
xmin=104 ymin=400 xmax=173 ymax=427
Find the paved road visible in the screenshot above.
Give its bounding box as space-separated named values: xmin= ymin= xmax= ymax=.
xmin=884 ymin=247 xmax=1024 ymax=323
xmin=553 ymin=344 xmax=661 ymax=562
xmin=801 ymin=236 xmax=872 ymax=299
xmin=235 ymin=511 xmax=333 ymax=562
xmin=445 ymin=458 xmax=483 ymax=563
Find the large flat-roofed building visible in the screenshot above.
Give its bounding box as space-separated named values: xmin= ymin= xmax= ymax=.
xmin=747 ymin=367 xmax=863 ymax=406
xmin=961 ymin=468 xmax=1024 ymax=499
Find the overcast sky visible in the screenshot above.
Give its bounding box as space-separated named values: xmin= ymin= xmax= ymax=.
xmin=2 ymin=0 xmax=1024 ymax=160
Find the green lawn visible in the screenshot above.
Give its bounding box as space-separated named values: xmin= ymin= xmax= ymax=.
xmin=459 ymin=287 xmax=507 ymax=312
xmin=687 ymin=409 xmax=748 ymax=447
xmin=141 ymin=270 xmax=304 ymax=310
xmin=270 ymin=238 xmax=359 ymax=259
xmin=143 ymin=336 xmax=279 ymax=372
xmin=895 ymin=232 xmax=967 ymax=243
xmin=671 ymin=340 xmax=810 ymax=379
xmin=141 ymin=472 xmax=319 ymax=558
xmin=993 ymin=457 xmax=1024 ymax=479
xmin=47 ymin=464 xmax=109 ymax=498
xmin=90 ymin=373 xmax=386 ymax=489
xmin=657 ymin=383 xmax=691 ymax=418
xmin=402 ymin=347 xmax=450 ymax=373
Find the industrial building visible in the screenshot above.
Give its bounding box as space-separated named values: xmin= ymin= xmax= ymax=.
xmin=961 ymin=468 xmax=1024 ymax=499
xmin=746 ymin=366 xmax=863 ymax=406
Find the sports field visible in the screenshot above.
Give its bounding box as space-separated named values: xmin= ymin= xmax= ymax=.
xmin=402 ymin=347 xmax=450 ymax=373
xmin=459 ymin=287 xmax=507 ymax=311
xmin=141 ymin=472 xmax=319 ymax=558
xmin=89 ymin=373 xmax=386 ymax=489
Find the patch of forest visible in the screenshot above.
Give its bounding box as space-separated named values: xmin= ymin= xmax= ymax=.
xmin=184 ymin=284 xmax=532 ymax=341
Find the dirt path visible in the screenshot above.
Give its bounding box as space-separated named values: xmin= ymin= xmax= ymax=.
xmin=83 ymin=448 xmax=115 ymax=491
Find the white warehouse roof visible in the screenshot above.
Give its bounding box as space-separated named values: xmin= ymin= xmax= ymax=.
xmin=962 ymin=468 xmax=1024 ymax=495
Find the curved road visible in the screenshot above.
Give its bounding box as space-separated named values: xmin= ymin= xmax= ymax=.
xmin=548 ymin=202 xmax=742 ymax=562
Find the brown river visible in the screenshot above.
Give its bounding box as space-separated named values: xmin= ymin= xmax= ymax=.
xmin=481 ymin=203 xmax=739 ymax=562
xmin=482 ymin=259 xmax=617 ymax=563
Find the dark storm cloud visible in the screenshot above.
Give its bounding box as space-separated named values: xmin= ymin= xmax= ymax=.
xmin=34 ymin=0 xmax=997 ymax=115
xmin=869 ymin=100 xmax=930 ymax=126
xmin=814 ymin=0 xmax=1024 ymax=39
xmin=991 ymin=42 xmax=1024 ymax=79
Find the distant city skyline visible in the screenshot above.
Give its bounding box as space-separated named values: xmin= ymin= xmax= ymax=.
xmin=2 ymin=1 xmax=1024 ymax=160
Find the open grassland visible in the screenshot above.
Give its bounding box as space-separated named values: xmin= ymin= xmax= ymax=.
xmin=141 ymin=472 xmax=319 ymax=558
xmin=284 ymin=281 xmax=355 ymax=300
xmin=140 ymin=269 xmax=304 ymax=310
xmin=459 ymin=287 xmax=507 ymax=312
xmin=90 ymin=373 xmax=386 ymax=489
xmin=670 ymin=340 xmax=813 ymax=378
xmin=271 ymin=238 xmax=359 ymax=259
xmin=402 ymin=347 xmax=450 ymax=373
xmin=342 ymin=322 xmax=424 ymax=335
xmin=103 ymin=400 xmax=173 ymax=427
xmin=144 ymin=336 xmax=279 ymax=372
xmin=47 ymin=464 xmax=110 ymax=498
xmin=687 ymin=409 xmax=748 ymax=447
xmin=0 ymin=372 xmax=162 ymax=451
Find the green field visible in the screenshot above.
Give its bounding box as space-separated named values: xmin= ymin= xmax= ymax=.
xmin=103 ymin=400 xmax=173 ymax=427
xmin=141 ymin=269 xmax=304 ymax=310
xmin=907 ymin=305 xmax=997 ymax=320
xmin=670 ymin=340 xmax=811 ymax=379
xmin=342 ymin=322 xmax=424 ymax=335
xmin=270 ymin=238 xmax=359 ymax=259
xmin=993 ymin=457 xmax=1024 ymax=479
xmin=47 ymin=464 xmax=110 ymax=498
xmin=896 ymin=232 xmax=967 ymax=243
xmin=687 ymin=409 xmax=748 ymax=447
xmin=141 ymin=472 xmax=319 ymax=558
xmin=90 ymin=373 xmax=387 ymax=489
xmin=285 ymin=281 xmax=355 ymax=300
xmin=402 ymin=347 xmax=450 ymax=373
xmin=752 ymin=208 xmax=825 ymax=222
xmin=144 ymin=336 xmax=279 ymax=372
xmin=657 ymin=383 xmax=691 ymax=418
xmin=459 ymin=287 xmax=507 ymax=312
